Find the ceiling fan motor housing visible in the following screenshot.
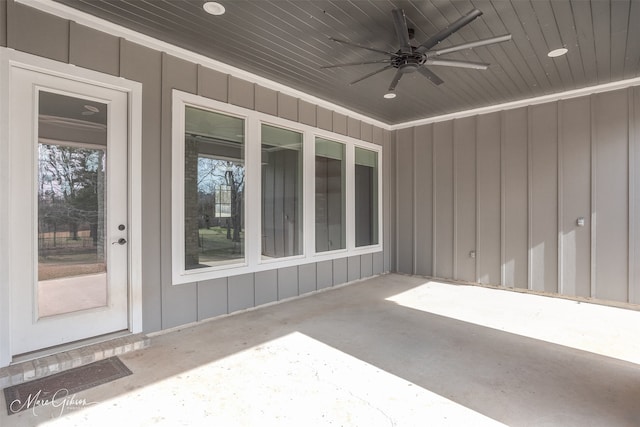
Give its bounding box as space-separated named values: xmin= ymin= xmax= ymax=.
xmin=392 ymin=51 xmax=425 ymax=73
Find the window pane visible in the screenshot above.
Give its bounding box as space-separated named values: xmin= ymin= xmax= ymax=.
xmin=184 ymin=107 xmax=245 ymax=269
xmin=261 ymin=124 xmax=303 ymax=258
xmin=355 ymin=147 xmax=378 ymax=247
xmin=315 ymin=138 xmax=345 ymax=252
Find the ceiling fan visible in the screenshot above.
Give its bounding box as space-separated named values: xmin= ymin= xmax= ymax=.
xmin=322 ymin=8 xmax=512 ymax=97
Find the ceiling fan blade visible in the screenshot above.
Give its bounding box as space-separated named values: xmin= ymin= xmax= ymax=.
xmin=350 ymin=65 xmax=394 ymax=85
xmin=417 ymin=8 xmax=483 ymax=53
xmin=321 ymin=59 xmax=391 ymax=69
xmin=425 ymin=58 xmax=489 ymax=69
xmin=392 ymin=9 xmax=412 ymax=54
xmin=388 ymin=69 xmax=404 ymax=91
xmin=428 ymin=34 xmax=512 ymax=57
xmin=329 ymin=37 xmax=399 ymax=57
xmin=418 ymin=66 xmax=444 ymax=85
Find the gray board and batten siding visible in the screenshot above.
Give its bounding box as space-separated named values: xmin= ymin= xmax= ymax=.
xmin=3 ymin=0 xmax=640 ymax=338
xmin=395 ymin=88 xmax=640 ymax=305
xmin=1 ymin=0 xmax=390 ymax=333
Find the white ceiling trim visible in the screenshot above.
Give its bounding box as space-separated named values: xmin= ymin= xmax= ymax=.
xmin=391 ymin=76 xmax=640 ymax=130
xmin=18 ymin=0 xmax=392 ymax=130
xmin=14 ymin=0 xmax=640 ymax=133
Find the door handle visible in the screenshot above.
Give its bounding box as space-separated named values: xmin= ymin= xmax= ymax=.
xmin=113 ymin=238 xmax=127 ymax=245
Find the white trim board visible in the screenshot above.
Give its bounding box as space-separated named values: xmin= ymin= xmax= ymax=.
xmin=17 ymin=0 xmax=389 ymax=130
xmin=0 ymin=49 xmax=11 ymax=367
xmin=392 ymin=77 xmax=640 ymax=130
xmin=0 ymin=48 xmax=143 ymax=366
xmin=14 ymin=2 xmax=640 ymax=133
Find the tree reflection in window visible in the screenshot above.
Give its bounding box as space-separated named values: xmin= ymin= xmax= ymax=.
xmin=184 ymin=107 xmax=245 ymax=269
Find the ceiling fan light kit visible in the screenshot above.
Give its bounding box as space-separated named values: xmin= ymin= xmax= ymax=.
xmin=323 ymin=8 xmax=512 ymax=98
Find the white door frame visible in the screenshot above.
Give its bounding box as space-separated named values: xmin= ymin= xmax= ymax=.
xmin=0 ymin=48 xmax=143 ymax=367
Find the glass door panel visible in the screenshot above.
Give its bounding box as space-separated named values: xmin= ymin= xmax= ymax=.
xmin=37 ymin=91 xmax=108 ymax=318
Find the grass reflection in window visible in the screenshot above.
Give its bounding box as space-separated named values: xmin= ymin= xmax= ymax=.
xmin=185 ymin=107 xmax=245 ymax=269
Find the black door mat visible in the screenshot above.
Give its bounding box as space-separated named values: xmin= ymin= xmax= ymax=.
xmin=3 ymin=356 xmax=132 ymax=415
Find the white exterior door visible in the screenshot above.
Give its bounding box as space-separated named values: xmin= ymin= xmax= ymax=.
xmin=9 ymin=66 xmax=129 ymax=355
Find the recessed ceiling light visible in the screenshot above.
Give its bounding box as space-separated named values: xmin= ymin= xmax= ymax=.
xmin=383 ymin=91 xmax=396 ymax=99
xmin=203 ymin=2 xmax=225 ymax=16
xmin=547 ymin=47 xmax=568 ymax=58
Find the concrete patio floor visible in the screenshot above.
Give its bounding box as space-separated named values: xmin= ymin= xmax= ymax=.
xmin=2 ymin=273 xmax=640 ymax=426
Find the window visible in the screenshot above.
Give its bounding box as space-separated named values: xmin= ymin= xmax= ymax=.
xmin=172 ymin=91 xmax=381 ymax=284
xmin=261 ymin=124 xmax=303 ymax=259
xmin=315 ymin=138 xmax=345 ymax=252
xmin=355 ymin=147 xmax=379 ymax=247
xmin=184 ymin=106 xmax=245 ymax=269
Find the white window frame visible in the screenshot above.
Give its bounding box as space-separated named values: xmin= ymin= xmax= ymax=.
xmin=259 ymin=120 xmax=307 ymax=263
xmin=172 ymin=90 xmax=382 ymax=285
xmin=171 ymin=91 xmax=252 ymax=284
xmin=313 ymin=136 xmax=348 ymax=255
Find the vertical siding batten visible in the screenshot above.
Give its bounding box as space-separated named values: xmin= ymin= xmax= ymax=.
xmin=475 ymin=116 xmax=480 ymax=283
xmin=500 ymin=110 xmax=507 ymax=287
xmin=384 ymin=129 xmax=395 ymax=272
xmin=255 ymin=84 xmax=278 ymax=115
xmin=333 ymin=258 xmax=347 ymax=286
xmin=228 ymin=76 xmax=254 ymax=109
xmin=277 ymin=92 xmax=298 ymax=122
xmin=432 ymin=123 xmax=437 ymax=277
xmin=529 ymin=103 xmax=559 ymax=293
xmin=278 ymin=266 xmax=298 ymax=301
xmin=316 ymin=260 xmax=333 ymax=290
xmin=120 ymin=40 xmax=163 ymax=332
xmin=628 ymin=87 xmax=635 ymax=303
xmin=298 ymin=263 xmax=317 ymax=295
xmin=557 ymin=101 xmax=564 ymax=295
xmin=590 ymin=95 xmax=597 ymax=299
xmin=433 ymin=121 xmax=454 ymax=278
xmin=412 ymin=129 xmax=417 ymax=275
xmin=298 ymin=100 xmax=316 ymax=127
xmin=395 ymin=127 xmax=414 ymax=274
xmin=347 ymin=256 xmax=361 ymax=282
xmin=197 ymin=278 xmax=229 ymax=320
xmin=592 ymin=90 xmax=629 ymax=302
xmin=633 ymin=87 xmax=640 ymax=303
xmin=452 ymin=120 xmax=458 ymax=280
xmin=627 ymin=87 xmax=640 ymax=304
xmin=453 ymin=117 xmax=477 ymax=282
xmin=503 ymin=108 xmax=529 ymax=289
xmin=476 ymin=112 xmax=502 ymax=286
xmin=527 ymin=106 xmax=533 ymax=291
xmin=317 ymin=106 xmax=332 ymax=131
xmin=332 ymin=111 xmax=347 ymax=135
xmin=414 ymin=124 xmax=433 ymax=276
xmin=559 ymin=96 xmax=592 ymax=298
xmin=228 ymin=273 xmax=255 ymax=312
xmin=197 ymin=65 xmax=229 ymax=102
xmin=160 ymin=54 xmax=198 ymax=329
xmin=255 ymin=270 xmax=277 ymax=306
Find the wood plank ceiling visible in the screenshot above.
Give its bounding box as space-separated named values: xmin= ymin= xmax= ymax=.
xmin=54 ymin=0 xmax=640 ymax=124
